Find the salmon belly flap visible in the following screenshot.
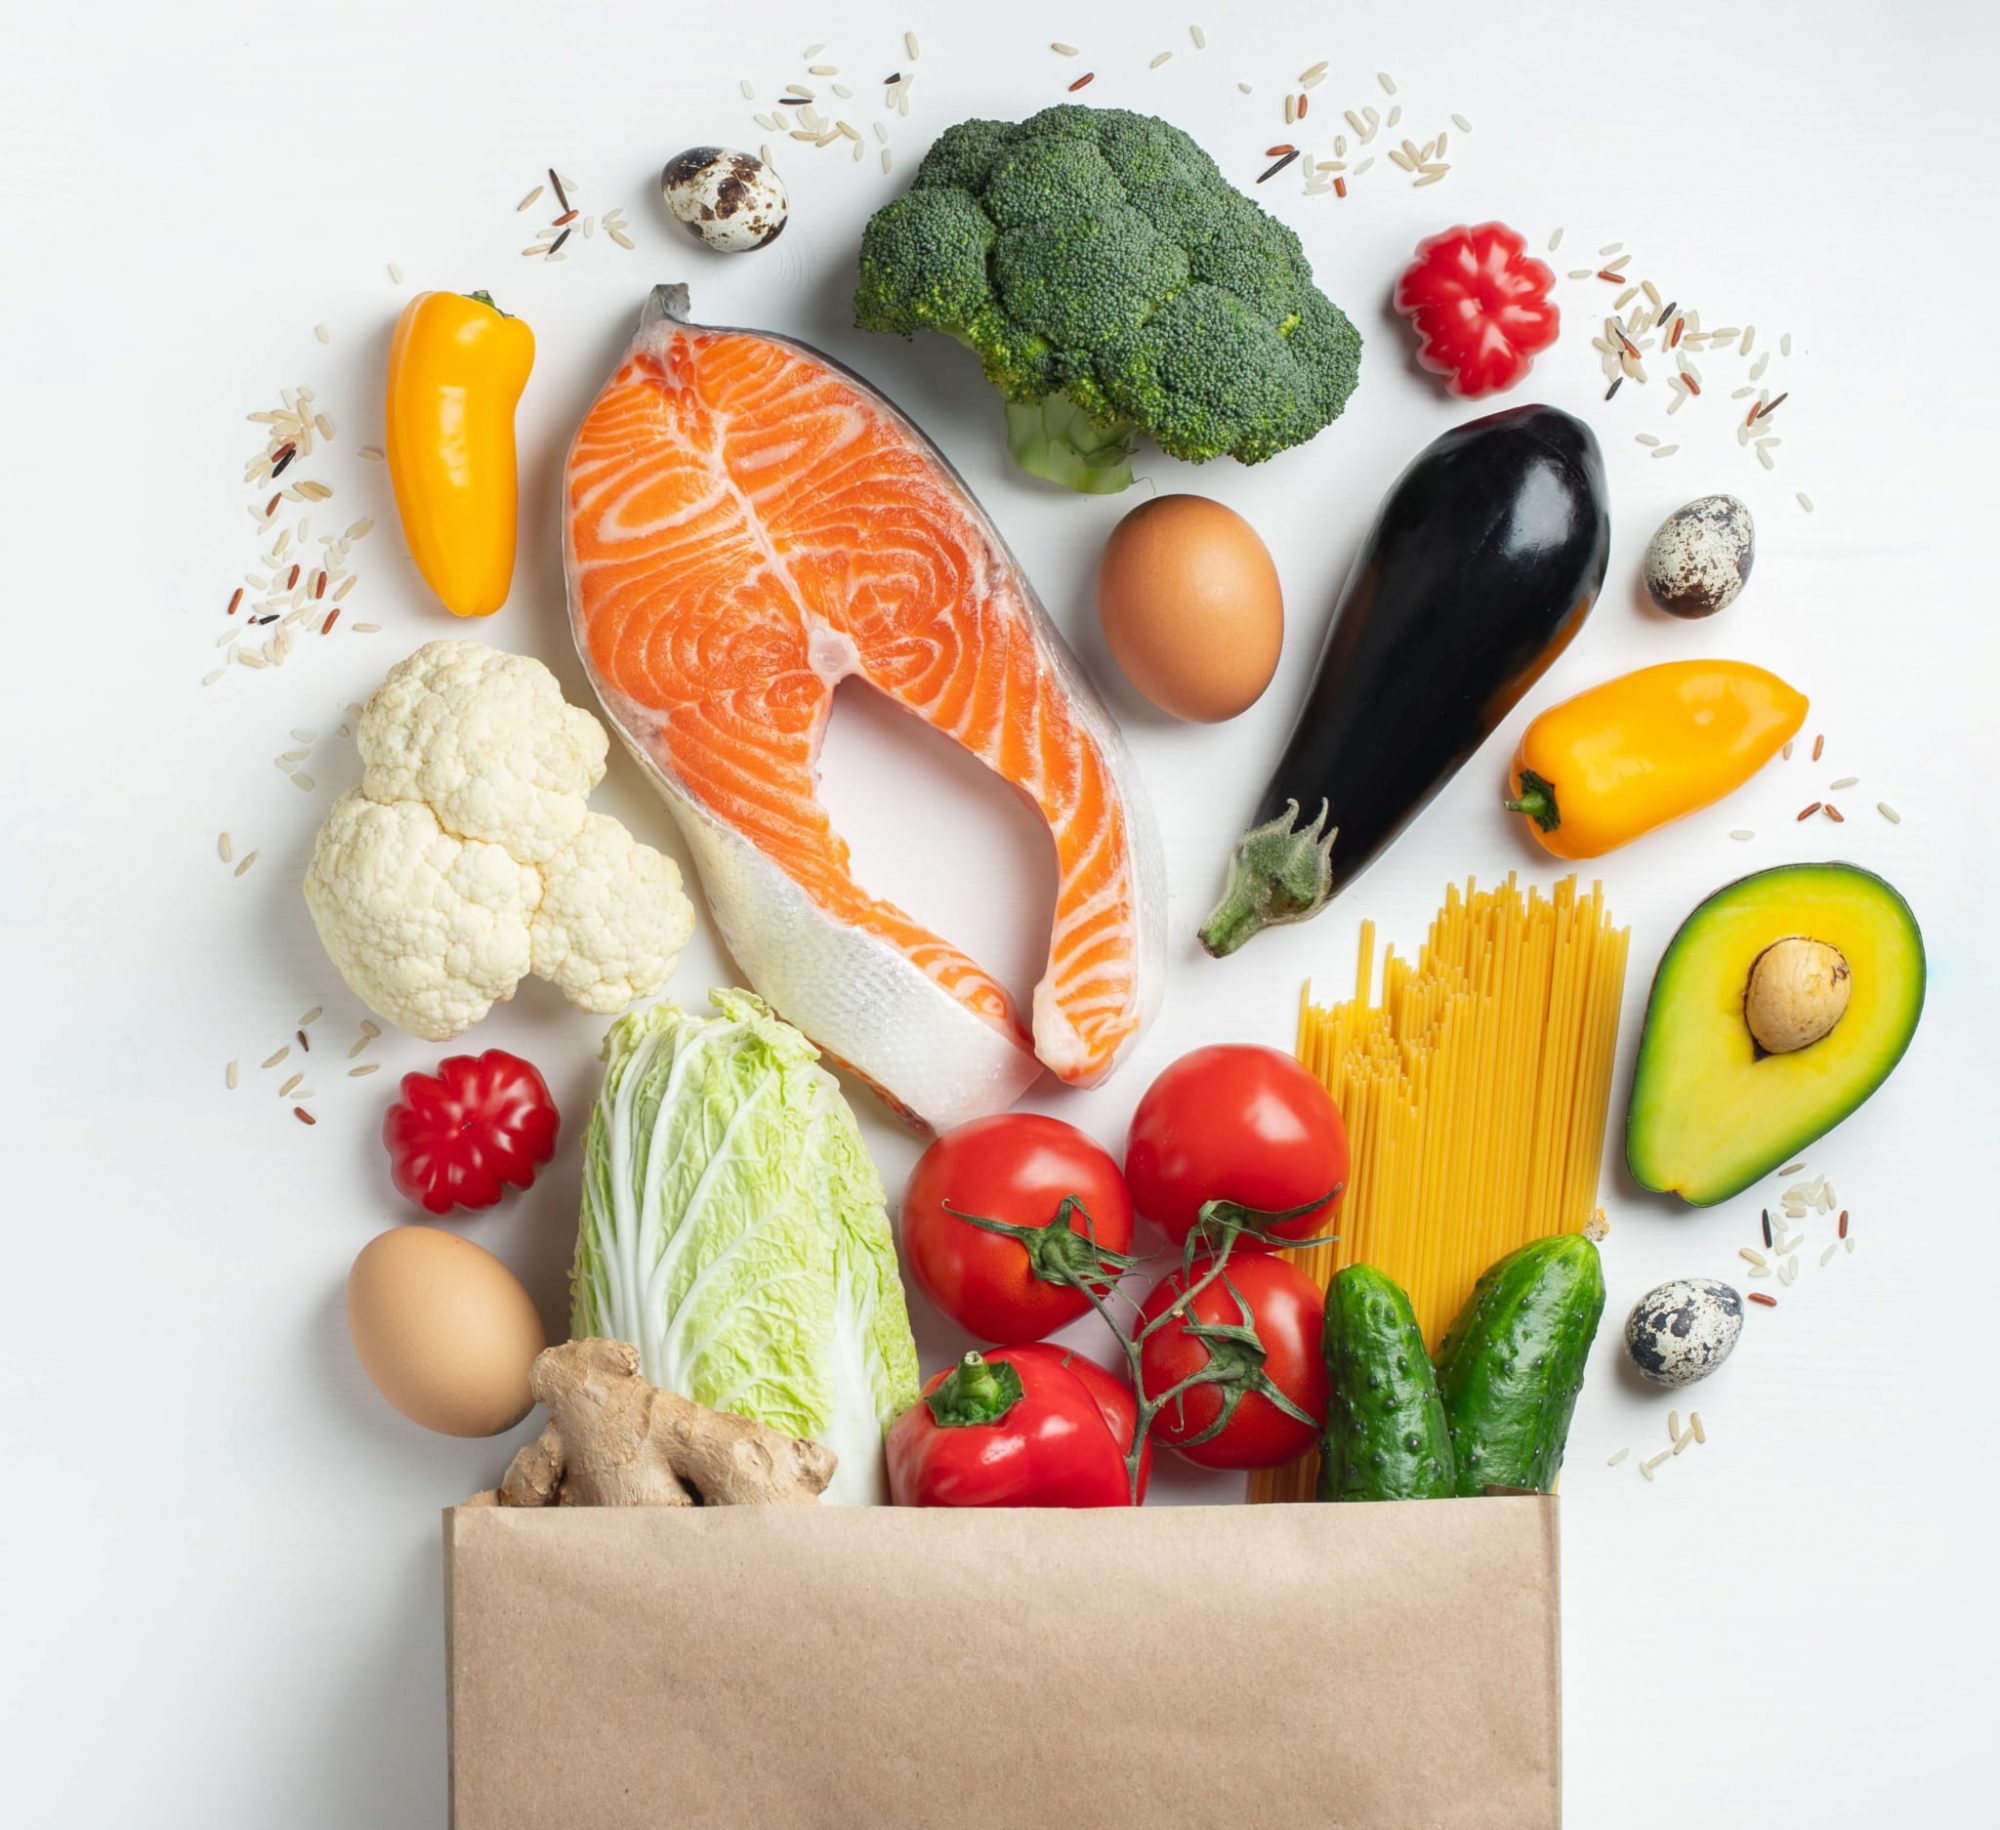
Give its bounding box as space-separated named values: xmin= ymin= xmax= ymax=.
xmin=562 ymin=287 xmax=1165 ymax=1131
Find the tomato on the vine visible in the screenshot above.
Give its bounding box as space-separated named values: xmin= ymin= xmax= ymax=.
xmin=901 ymin=1114 xmax=1136 ymax=1343
xmin=1124 ymin=1044 xmax=1349 ymax=1250
xmin=1136 ymin=1252 xmax=1330 ymax=1470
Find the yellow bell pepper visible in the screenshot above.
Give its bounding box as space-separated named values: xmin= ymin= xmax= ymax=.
xmin=1506 ymin=660 xmax=1808 ymax=859
xmin=385 ymin=291 xmax=534 ymax=619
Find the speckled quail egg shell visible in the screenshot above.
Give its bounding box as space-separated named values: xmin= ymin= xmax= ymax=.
xmin=1623 ymin=1277 xmax=1744 ymax=1388
xmin=660 ymin=146 xmax=789 ymax=253
xmin=1642 ymin=494 xmax=1756 ymax=618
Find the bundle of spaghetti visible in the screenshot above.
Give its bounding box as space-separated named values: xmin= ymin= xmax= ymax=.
xmin=1252 ymin=874 xmax=1628 ymax=1504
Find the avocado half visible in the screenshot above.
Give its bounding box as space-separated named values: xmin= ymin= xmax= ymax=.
xmin=1627 ymin=863 xmax=1924 ymax=1205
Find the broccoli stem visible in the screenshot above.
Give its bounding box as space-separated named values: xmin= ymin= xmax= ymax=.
xmin=1003 ymin=396 xmax=1138 ymax=494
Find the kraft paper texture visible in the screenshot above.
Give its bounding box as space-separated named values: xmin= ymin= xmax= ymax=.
xmin=445 ymin=1496 xmax=1560 ymax=1829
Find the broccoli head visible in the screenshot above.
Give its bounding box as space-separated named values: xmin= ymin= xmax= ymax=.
xmin=854 ymin=104 xmax=1362 ymax=493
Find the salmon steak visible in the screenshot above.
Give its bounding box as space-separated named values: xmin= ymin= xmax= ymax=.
xmin=563 ymin=286 xmax=1165 ymax=1130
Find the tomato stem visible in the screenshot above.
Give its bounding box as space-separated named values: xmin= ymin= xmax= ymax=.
xmin=946 ymin=1191 xmax=1342 ymax=1503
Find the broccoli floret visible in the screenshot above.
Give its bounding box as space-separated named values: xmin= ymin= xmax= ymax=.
xmin=855 ymin=105 xmax=1362 ymax=493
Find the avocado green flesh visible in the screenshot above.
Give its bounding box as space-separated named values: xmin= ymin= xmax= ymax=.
xmin=1317 ymin=1265 xmax=1455 ymax=1502
xmin=1626 ymin=864 xmax=1925 ymax=1206
xmin=1433 ymin=1236 xmax=1604 ymax=1497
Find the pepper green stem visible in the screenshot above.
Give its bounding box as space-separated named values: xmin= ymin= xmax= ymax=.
xmin=925 ymin=1351 xmax=1024 ymax=1429
xmin=1504 ymin=768 xmax=1561 ymax=833
xmin=1198 ymin=799 xmax=1339 ymax=958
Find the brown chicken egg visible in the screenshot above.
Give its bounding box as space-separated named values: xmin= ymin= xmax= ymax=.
xmin=346 ymin=1225 xmax=546 ymax=1437
xmin=1096 ymin=494 xmax=1284 ymax=722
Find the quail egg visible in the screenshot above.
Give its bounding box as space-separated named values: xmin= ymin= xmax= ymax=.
xmin=1642 ymin=494 xmax=1755 ymax=619
xmin=660 ymin=146 xmax=789 ymax=253
xmin=1623 ymin=1277 xmax=1744 ymax=1388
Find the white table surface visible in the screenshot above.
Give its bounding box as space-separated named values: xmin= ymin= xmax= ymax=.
xmin=4 ymin=1 xmax=1995 ymax=1823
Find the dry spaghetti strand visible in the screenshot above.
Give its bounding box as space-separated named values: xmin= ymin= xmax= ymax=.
xmin=1253 ymin=874 xmax=1629 ymax=1503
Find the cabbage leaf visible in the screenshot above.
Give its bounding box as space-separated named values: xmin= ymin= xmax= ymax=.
xmin=571 ymin=991 xmax=920 ymax=1505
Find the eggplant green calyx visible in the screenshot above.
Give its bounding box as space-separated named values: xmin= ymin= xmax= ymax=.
xmin=1504 ymin=768 xmax=1561 ymax=833
xmin=1199 ymin=798 xmax=1339 ymax=957
xmin=926 ymin=1352 xmax=1025 ymax=1429
xmin=945 ymin=1195 xmax=1149 ymax=1295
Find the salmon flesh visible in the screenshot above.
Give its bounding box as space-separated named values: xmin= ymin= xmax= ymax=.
xmin=563 ymin=286 xmax=1165 ymax=1129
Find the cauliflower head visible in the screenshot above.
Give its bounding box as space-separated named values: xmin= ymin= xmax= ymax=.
xmin=305 ymin=641 xmax=696 ymax=1041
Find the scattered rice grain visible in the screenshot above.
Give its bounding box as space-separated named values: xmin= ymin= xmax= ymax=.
xmin=350 ymin=1063 xmax=381 ymax=1078
xmin=1377 ymin=70 xmax=1397 ymax=94
xmin=1749 ymin=1291 xmax=1778 ymax=1307
xmin=1730 ymin=829 xmax=1755 ymax=840
xmin=293 ymin=1106 xmax=317 ymax=1126
xmin=234 ymin=850 xmax=259 ymax=877
xmin=1607 ymin=1446 xmax=1630 ymax=1467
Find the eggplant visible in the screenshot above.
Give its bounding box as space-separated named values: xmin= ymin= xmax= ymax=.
xmin=1200 ymin=404 xmax=1610 ymax=956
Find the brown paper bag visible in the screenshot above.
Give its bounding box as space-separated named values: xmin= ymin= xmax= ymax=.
xmin=446 ymin=1497 xmax=1559 ymax=1829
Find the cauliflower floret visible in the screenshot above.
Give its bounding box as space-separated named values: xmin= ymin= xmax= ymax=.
xmin=304 ymin=641 xmax=696 ymax=1041
xmin=358 ymin=640 xmax=609 ymax=864
xmin=531 ymin=812 xmax=698 ymax=1014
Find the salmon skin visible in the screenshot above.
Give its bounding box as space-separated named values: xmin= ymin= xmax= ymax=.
xmin=563 ymin=286 xmax=1165 ymax=1131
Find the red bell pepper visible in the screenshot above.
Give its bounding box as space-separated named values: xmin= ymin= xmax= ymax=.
xmin=887 ymin=1347 xmax=1136 ymax=1508
xmin=382 ymin=1049 xmax=559 ymax=1216
xmin=1394 ymin=222 xmax=1560 ymax=398
xmin=1004 ymin=1342 xmax=1152 ymax=1501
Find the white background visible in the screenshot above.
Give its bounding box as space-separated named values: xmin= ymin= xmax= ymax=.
xmin=3 ymin=1 xmax=1995 ymax=1823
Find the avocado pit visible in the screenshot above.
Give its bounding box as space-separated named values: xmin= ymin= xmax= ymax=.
xmin=1745 ymin=936 xmax=1851 ymax=1055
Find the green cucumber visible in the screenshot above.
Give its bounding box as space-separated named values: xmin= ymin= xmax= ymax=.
xmin=1434 ymin=1234 xmax=1605 ymax=1496
xmin=1315 ymin=1265 xmax=1455 ymax=1502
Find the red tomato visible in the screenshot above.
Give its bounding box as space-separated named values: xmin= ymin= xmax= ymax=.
xmin=902 ymin=1114 xmax=1135 ymax=1343
xmin=1137 ymin=1253 xmax=1330 ymax=1470
xmin=1124 ymin=1044 xmax=1348 ymax=1250
xmin=1006 ymin=1342 xmax=1152 ymax=1501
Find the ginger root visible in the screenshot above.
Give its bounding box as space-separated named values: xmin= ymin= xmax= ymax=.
xmin=499 ymin=1338 xmax=837 ymax=1508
